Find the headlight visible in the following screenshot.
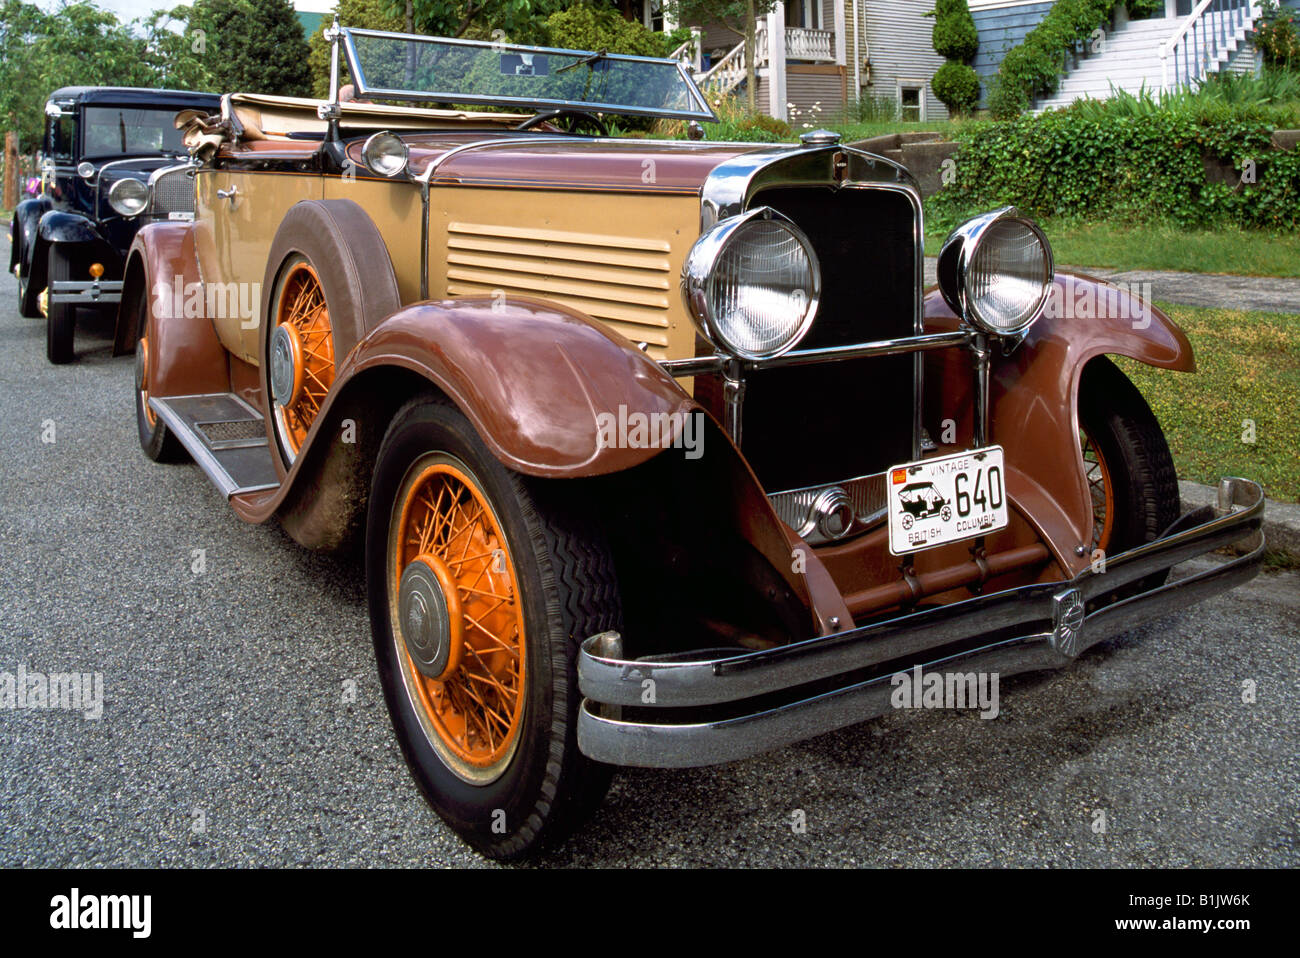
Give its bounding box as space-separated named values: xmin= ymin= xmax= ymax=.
xmin=681 ymin=207 xmax=820 ymax=360
xmin=937 ymin=207 xmax=1053 ymax=337
xmin=362 ymin=131 xmax=408 ymax=177
xmin=108 ymin=177 xmax=149 ymax=217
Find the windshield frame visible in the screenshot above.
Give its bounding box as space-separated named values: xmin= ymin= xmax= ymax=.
xmin=340 ymin=27 xmax=716 ymax=122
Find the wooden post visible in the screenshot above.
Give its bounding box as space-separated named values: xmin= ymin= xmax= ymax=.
xmin=3 ymin=131 xmax=18 ymax=211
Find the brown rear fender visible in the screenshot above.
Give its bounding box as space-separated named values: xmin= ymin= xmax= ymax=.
xmin=114 ymin=222 xmax=230 ymax=396
xmin=923 ymin=270 xmax=1194 ymax=575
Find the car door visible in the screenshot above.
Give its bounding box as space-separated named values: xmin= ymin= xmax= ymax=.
xmin=195 ymin=165 xmax=322 ymax=364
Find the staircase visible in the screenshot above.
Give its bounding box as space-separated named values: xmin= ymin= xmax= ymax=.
xmin=1035 ymin=2 xmax=1259 ymax=112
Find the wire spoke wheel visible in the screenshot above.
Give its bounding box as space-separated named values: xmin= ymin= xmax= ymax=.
xmin=270 ymin=261 xmax=334 ymax=460
xmin=390 ymin=455 xmax=526 ymax=783
xmin=1080 ymin=426 xmax=1114 ymax=552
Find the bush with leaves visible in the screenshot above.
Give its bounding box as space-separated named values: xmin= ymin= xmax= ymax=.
xmin=988 ymin=0 xmax=1117 ymax=118
xmin=932 ymin=0 xmax=978 ymax=61
xmin=1255 ymin=0 xmax=1300 ymax=70
xmin=933 ymin=60 xmax=981 ymax=114
xmin=543 ymin=5 xmax=675 ymax=58
xmin=929 ymin=0 xmax=980 ymax=115
xmin=928 ymin=101 xmax=1300 ymax=232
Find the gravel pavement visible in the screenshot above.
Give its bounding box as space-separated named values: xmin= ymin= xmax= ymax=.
xmin=2 ymin=243 xmax=1297 ymax=867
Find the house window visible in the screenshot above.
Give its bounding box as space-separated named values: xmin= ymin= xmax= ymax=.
xmin=899 ymin=83 xmax=925 ymax=122
xmin=788 ymin=0 xmax=823 ymax=29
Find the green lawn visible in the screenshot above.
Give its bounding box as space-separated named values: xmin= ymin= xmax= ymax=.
xmin=1116 ymin=303 xmax=1300 ymax=503
xmin=925 ymin=221 xmax=1300 ymax=278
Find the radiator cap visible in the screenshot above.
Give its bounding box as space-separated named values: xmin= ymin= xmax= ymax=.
xmin=800 ymin=129 xmax=842 ymax=146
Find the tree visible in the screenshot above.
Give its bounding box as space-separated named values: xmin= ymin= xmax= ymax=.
xmin=140 ymin=5 xmax=216 ymax=92
xmin=1 ymin=0 xmax=155 ymax=151
xmin=188 ymin=0 xmax=313 ymax=98
xmin=395 ymin=0 xmax=567 ymax=41
xmin=666 ymin=1 xmax=777 ymax=114
xmin=308 ymin=0 xmax=406 ymax=98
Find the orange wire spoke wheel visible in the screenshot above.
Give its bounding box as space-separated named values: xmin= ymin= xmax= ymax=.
xmin=269 ymin=260 xmax=334 ymax=461
xmin=1080 ymin=427 xmax=1115 ymax=552
xmin=390 ymin=455 xmax=526 ymax=783
xmin=137 ymin=334 xmax=155 ymax=428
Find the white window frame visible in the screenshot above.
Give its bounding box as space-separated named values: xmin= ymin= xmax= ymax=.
xmin=897 ymin=80 xmax=927 ymax=122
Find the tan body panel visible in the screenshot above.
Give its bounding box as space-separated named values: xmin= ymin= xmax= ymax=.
xmin=194 ymin=168 xmax=322 ymax=362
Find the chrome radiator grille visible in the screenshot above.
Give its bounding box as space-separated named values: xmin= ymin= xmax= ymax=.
xmin=149 ymin=167 xmax=195 ymax=217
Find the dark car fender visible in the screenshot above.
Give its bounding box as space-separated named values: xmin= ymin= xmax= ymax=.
xmin=228 ymin=297 xmax=835 ymax=634
xmin=923 ymin=270 xmax=1194 ymax=575
xmin=10 ymin=197 xmax=51 ymax=274
xmin=26 ymin=210 xmax=121 ymax=303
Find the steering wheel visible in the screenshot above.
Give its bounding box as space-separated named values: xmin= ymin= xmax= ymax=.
xmin=515 ymin=109 xmax=608 ymax=136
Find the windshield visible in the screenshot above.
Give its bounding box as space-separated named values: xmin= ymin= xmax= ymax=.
xmin=82 ymin=106 xmax=188 ymax=158
xmin=341 ymin=28 xmax=715 ymax=122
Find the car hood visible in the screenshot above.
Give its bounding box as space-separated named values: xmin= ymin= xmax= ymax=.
xmin=397 ymin=134 xmax=793 ymax=194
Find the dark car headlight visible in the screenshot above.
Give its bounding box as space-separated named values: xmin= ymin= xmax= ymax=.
xmin=938 ymin=207 xmax=1054 ymax=338
xmin=681 ymin=206 xmax=820 ymax=360
xmin=108 ymin=177 xmax=150 ymax=217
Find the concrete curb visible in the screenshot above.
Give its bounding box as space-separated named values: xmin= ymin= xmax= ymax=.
xmin=1179 ymin=480 xmax=1300 ymax=561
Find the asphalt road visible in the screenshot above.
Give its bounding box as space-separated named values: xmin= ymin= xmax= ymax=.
xmin=1 ymin=244 xmax=1297 ymax=868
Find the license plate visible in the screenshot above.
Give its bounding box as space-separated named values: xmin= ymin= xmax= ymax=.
xmin=886 ymin=446 xmax=1009 ymax=555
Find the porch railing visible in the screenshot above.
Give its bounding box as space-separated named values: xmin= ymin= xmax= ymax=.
xmin=1160 ymin=0 xmax=1256 ymax=93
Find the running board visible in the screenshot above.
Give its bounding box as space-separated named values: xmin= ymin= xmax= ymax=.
xmin=149 ymin=394 xmax=281 ymax=498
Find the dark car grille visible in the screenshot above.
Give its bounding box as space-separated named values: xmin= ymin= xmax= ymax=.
xmin=737 ymin=185 xmax=920 ymax=493
xmin=149 ymin=167 xmax=195 ymax=217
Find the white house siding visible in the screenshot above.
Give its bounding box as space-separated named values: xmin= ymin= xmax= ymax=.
xmin=787 ymin=65 xmax=847 ymax=119
xmin=862 ymin=0 xmax=950 ymax=121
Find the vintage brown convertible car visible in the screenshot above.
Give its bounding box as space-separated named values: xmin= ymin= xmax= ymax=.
xmin=113 ymin=24 xmax=1265 ymax=858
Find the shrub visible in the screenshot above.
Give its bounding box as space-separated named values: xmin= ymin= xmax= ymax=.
xmin=928 ymin=105 xmax=1300 ymax=231
xmin=932 ymin=0 xmax=979 ymax=61
xmin=1255 ymin=0 xmax=1300 ymax=70
xmin=933 ymin=61 xmax=981 ymax=115
xmin=989 ymin=0 xmax=1118 ymax=118
xmin=543 ymin=5 xmax=673 ymax=58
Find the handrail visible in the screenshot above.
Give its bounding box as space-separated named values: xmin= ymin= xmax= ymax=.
xmin=1159 ymin=0 xmax=1255 ymax=93
xmin=1162 ymin=0 xmax=1217 ymax=54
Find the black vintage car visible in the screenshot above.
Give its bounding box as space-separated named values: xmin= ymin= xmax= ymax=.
xmin=10 ymin=86 xmax=219 ymax=363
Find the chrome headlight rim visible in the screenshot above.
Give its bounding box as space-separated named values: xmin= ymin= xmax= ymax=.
xmin=937 ymin=206 xmax=1054 ymax=338
xmin=682 ymin=206 xmax=822 ymax=362
xmin=361 ymin=130 xmax=409 ymax=178
xmin=107 ymin=176 xmax=150 ymax=218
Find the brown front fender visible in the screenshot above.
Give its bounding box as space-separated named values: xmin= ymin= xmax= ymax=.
xmin=232 ymin=296 xmax=829 ymax=631
xmin=924 ymin=270 xmax=1194 ymax=575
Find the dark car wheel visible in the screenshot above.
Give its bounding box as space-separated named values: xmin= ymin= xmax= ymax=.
xmin=134 ymin=293 xmax=187 ymax=463
xmin=367 ymin=396 xmax=621 ymax=860
xmin=1078 ymin=356 xmax=1180 ymax=585
xmin=45 ymin=247 xmax=75 ymax=364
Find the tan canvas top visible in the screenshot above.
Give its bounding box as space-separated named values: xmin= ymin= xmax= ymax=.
xmin=178 ymin=92 xmax=534 ymax=157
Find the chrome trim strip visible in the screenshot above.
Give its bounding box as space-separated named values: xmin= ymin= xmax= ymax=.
xmin=576 ymin=478 xmax=1264 ymax=764
xmin=578 ymin=504 xmax=1264 ymax=768
xmin=660 ymin=330 xmax=972 ymax=377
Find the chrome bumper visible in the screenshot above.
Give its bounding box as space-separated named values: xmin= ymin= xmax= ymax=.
xmin=577 ymin=477 xmax=1265 ymax=768
xmin=50 ymin=279 xmax=122 ymax=305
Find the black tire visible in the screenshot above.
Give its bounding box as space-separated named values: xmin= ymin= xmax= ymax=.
xmin=1078 ymin=356 xmax=1180 ymax=570
xmin=45 ymin=247 xmax=75 ymax=364
xmin=367 ymin=396 xmax=620 ymax=860
xmin=134 ymin=292 xmax=187 ymax=463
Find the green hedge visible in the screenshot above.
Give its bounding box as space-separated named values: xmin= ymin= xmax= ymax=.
xmin=932 ymin=0 xmax=979 ymax=61
xmin=928 ymin=108 xmax=1300 ymax=231
xmin=933 ymin=62 xmax=981 ymax=114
